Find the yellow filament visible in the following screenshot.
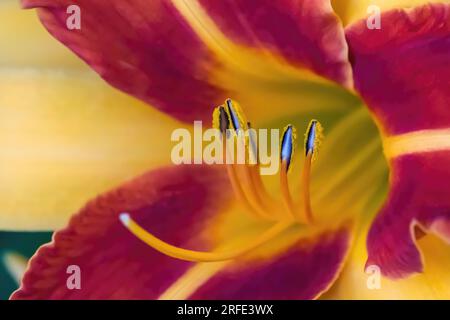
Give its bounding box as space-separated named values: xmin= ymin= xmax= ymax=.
xmin=226 ymin=99 xmax=248 ymax=131
xmin=222 ymin=133 xmax=272 ymax=220
xmin=238 ymin=165 xmax=274 ymax=220
xmin=217 ymin=99 xmax=277 ymax=220
xmin=280 ymin=161 xmax=296 ymax=219
xmin=300 ymin=152 xmax=314 ymax=224
xmin=304 ymin=120 xmax=324 ymax=163
xmin=120 ymin=214 xmax=293 ymax=262
xmin=226 ymin=164 xmax=262 ymax=219
xmin=250 ymin=165 xmax=277 ymax=210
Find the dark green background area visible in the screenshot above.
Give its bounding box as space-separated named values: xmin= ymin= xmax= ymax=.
xmin=0 ymin=232 xmax=52 ymax=300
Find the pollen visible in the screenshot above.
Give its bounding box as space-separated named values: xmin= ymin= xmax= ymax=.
xmin=226 ymin=99 xmax=247 ymax=131
xmin=304 ymin=120 xmax=323 ymax=162
xmin=212 ymin=106 xmax=230 ymax=135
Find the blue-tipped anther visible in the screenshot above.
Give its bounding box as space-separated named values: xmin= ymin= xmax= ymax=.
xmin=305 ymin=120 xmax=317 ymax=156
xmin=226 ymin=99 xmax=241 ymax=131
xmin=280 ymin=125 xmax=294 ymax=170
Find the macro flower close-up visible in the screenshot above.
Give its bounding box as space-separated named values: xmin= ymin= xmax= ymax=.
xmin=0 ymin=0 xmax=449 ymax=301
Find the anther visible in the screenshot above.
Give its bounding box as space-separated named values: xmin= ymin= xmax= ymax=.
xmin=280 ymin=125 xmax=297 ymax=219
xmin=213 ymin=102 xmax=273 ymax=221
xmin=280 ymin=125 xmax=296 ymax=171
xmin=219 ymin=107 xmax=230 ymax=134
xmin=305 ymin=120 xmax=323 ymax=160
xmin=226 ymin=99 xmax=246 ymax=131
xmin=212 ymin=106 xmax=230 ymax=138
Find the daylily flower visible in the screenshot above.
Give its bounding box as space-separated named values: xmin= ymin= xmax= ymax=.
xmin=1 ymin=0 xmax=449 ymax=299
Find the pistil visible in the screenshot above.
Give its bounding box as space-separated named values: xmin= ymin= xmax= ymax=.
xmin=119 ymin=213 xmax=293 ymax=262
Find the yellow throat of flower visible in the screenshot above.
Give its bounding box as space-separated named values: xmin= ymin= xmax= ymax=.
xmin=120 ymin=99 xmax=323 ymax=263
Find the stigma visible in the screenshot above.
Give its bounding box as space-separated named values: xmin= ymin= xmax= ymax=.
xmin=120 ymin=99 xmax=323 ymax=263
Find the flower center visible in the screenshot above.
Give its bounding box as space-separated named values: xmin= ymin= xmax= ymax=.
xmin=119 ymin=99 xmax=323 ymax=262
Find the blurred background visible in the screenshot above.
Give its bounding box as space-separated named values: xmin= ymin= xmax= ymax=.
xmin=0 ymin=0 xmax=177 ymax=299
xmin=0 ymin=232 xmax=51 ymax=299
xmin=0 ymin=0 xmax=64 ymax=299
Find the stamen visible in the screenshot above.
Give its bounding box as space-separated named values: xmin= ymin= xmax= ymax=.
xmin=301 ymin=152 xmax=313 ymax=223
xmin=119 ymin=213 xmax=293 ymax=262
xmin=237 ymin=165 xmax=275 ymax=220
xmin=226 ymin=99 xmax=246 ymax=131
xmin=212 ymin=106 xmax=230 ymax=138
xmin=226 ymin=163 xmax=264 ymax=219
xmin=214 ymin=103 xmax=272 ymax=220
xmin=279 ymin=125 xmax=297 ymax=219
xmin=300 ymin=120 xmax=323 ymax=223
xmin=280 ymin=162 xmax=296 ymax=219
xmin=247 ymin=121 xmax=278 ymax=213
xmin=249 ymin=165 xmax=278 ymax=213
xmin=123 ymin=99 xmax=329 ymax=264
xmin=304 ymin=120 xmax=323 ymax=161
xmin=234 ymin=122 xmax=273 ymax=220
xmin=280 ymin=125 xmax=296 ymax=171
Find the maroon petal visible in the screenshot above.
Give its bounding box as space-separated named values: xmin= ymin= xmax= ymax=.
xmin=21 ymin=0 xmax=226 ymax=123
xmin=345 ymin=4 xmax=450 ymax=278
xmin=189 ymin=224 xmax=353 ymax=300
xmin=198 ymin=0 xmax=352 ymax=87
xmin=11 ymin=165 xmax=231 ymax=299
xmin=22 ymin=0 xmax=353 ymax=125
xmin=11 ymin=162 xmax=353 ymax=299
xmin=366 ymin=151 xmax=450 ymax=279
xmin=346 ymin=3 xmax=450 ymax=135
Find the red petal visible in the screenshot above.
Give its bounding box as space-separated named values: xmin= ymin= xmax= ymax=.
xmin=346 ymin=3 xmax=450 ymax=279
xmin=346 ymin=3 xmax=450 ymax=135
xmin=189 ymin=224 xmax=353 ymax=300
xmin=198 ymin=0 xmax=352 ymax=87
xmin=366 ymin=151 xmax=450 ymax=279
xmin=22 ymin=0 xmax=353 ymax=125
xmin=346 ymin=4 xmax=450 ymax=278
xmin=21 ymin=0 xmax=226 ymax=123
xmin=11 ymin=165 xmax=231 ymax=299
xmin=11 ymin=163 xmax=353 ymax=299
